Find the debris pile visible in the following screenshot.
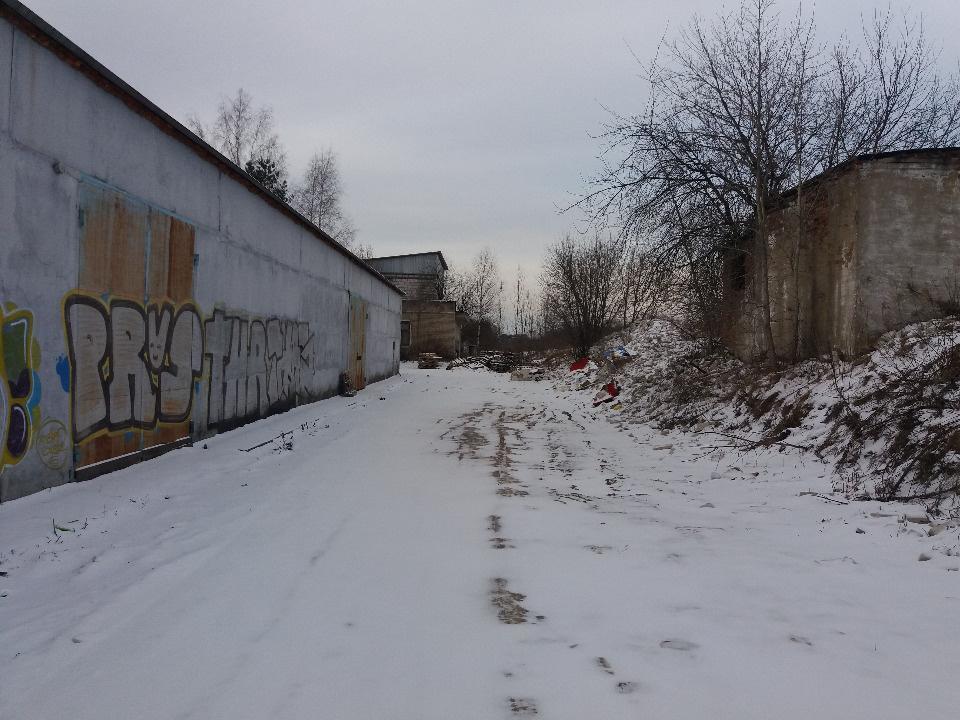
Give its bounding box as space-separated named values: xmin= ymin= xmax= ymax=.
xmin=551 ymin=317 xmax=960 ymax=507
xmin=510 ymin=367 xmax=545 ymax=382
xmin=417 ymin=353 xmax=443 ymax=369
xmin=338 ymin=372 xmax=357 ymax=397
xmin=447 ymin=351 xmax=521 ymax=373
xmin=592 ymin=381 xmax=621 ymax=407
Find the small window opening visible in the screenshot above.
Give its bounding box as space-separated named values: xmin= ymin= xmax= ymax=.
xmin=731 ymin=251 xmax=747 ymax=291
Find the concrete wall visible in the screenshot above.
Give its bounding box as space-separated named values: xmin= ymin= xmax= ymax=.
xmin=386 ymin=274 xmax=441 ymax=301
xmin=0 ymin=11 xmax=401 ymax=501
xmin=367 ymin=254 xmax=446 ymax=301
xmin=401 ymin=300 xmax=459 ymax=359
xmin=763 ymin=169 xmax=860 ymax=360
xmin=855 ymin=154 xmax=960 ymax=350
xmin=726 ymin=150 xmax=960 ymax=362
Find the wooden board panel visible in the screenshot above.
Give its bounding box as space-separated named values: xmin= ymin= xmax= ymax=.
xmin=77 ymin=184 xmax=147 ymax=297
xmin=142 ymin=210 xmax=196 ymax=450
xmin=72 ymin=184 xmax=197 ymax=466
xmin=75 ymin=185 xmax=148 ymax=466
xmin=349 ymin=297 xmax=367 ymax=390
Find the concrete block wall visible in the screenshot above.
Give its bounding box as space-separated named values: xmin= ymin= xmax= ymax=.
xmin=855 ymin=155 xmax=960 ymax=349
xmin=759 ymin=170 xmax=860 ymax=360
xmin=401 ymin=300 xmax=459 ymax=359
xmin=725 ymin=149 xmax=960 ymax=362
xmin=389 ymin=275 xmax=440 ymax=301
xmin=0 ymin=8 xmax=401 ymax=501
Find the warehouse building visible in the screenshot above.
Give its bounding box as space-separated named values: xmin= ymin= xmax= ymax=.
xmin=0 ymin=1 xmax=402 ymax=501
xmin=366 ymin=252 xmax=463 ymax=360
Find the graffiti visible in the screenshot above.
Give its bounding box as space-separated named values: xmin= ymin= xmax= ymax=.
xmin=203 ymin=310 xmax=318 ymax=430
xmin=63 ymin=295 xmax=323 ymax=440
xmin=0 ymin=304 xmax=42 ymax=471
xmin=36 ymin=418 xmax=69 ymax=470
xmin=64 ymin=295 xmax=203 ymax=442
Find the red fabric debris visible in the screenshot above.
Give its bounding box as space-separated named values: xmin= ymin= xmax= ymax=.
xmin=592 ymin=382 xmax=621 ymax=407
xmin=569 ymin=357 xmax=590 ymax=372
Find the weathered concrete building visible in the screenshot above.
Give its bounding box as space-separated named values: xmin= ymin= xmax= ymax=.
xmin=0 ymin=1 xmax=402 ymax=501
xmin=724 ymin=148 xmax=960 ymax=362
xmin=366 ymin=252 xmax=462 ymax=359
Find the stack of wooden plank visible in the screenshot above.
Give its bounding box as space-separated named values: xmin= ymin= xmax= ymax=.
xmin=446 ymin=351 xmax=520 ymax=373
xmin=417 ymin=353 xmax=443 ymax=369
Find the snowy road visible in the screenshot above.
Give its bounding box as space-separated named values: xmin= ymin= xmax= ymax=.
xmin=2 ymin=367 xmax=960 ymax=719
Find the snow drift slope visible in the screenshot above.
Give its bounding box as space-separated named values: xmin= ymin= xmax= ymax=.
xmin=561 ymin=317 xmax=960 ymax=508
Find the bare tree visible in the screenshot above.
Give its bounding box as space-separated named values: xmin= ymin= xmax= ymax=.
xmin=447 ymin=249 xmax=502 ymax=351
xmin=615 ymin=241 xmax=664 ymax=329
xmin=513 ymin=267 xmax=538 ymax=337
xmin=187 ymin=88 xmax=289 ymax=198
xmin=472 ymin=248 xmax=502 ymax=349
xmin=291 ymin=149 xmax=358 ymax=248
xmin=580 ymin=0 xmax=818 ymax=359
xmin=541 ymin=233 xmax=623 ymax=357
xmin=821 ymin=9 xmax=960 ymax=164
xmin=580 ymin=0 xmax=960 ymax=361
xmin=354 ymin=242 xmax=374 ymax=260
xmin=185 ymin=112 xmax=209 ymax=142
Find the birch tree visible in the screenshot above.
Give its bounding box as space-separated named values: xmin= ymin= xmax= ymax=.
xmin=291 ymin=149 xmax=357 ymax=248
xmin=187 ymin=88 xmax=289 ymax=198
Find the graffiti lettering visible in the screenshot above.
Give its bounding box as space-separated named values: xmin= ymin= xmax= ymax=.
xmin=204 ymin=310 xmax=318 ymax=430
xmin=63 ymin=295 xmax=325 ymax=440
xmin=64 ymin=295 xmax=202 ymax=442
xmin=0 ymin=305 xmax=42 ymax=470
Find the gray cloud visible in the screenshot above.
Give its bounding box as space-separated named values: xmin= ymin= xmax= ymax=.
xmin=26 ymin=0 xmax=960 ymax=286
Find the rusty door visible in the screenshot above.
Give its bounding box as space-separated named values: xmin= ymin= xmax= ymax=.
xmin=71 ymin=182 xmax=196 ymax=470
xmin=349 ymin=296 xmax=367 ymax=390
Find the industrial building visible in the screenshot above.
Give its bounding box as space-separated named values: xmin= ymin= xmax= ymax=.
xmin=366 ymin=252 xmax=464 ymax=360
xmin=0 ymin=1 xmax=402 ymax=501
xmin=724 ymin=148 xmax=960 ymax=361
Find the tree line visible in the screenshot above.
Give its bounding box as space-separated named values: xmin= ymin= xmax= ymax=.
xmin=543 ymin=0 xmax=960 ymax=359
xmin=187 ymin=88 xmax=371 ymax=257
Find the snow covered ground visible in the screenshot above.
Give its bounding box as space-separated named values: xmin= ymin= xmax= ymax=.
xmin=2 ymin=365 xmax=960 ymax=719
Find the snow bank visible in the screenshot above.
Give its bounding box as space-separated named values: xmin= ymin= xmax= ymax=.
xmin=551 ymin=318 xmax=960 ymax=510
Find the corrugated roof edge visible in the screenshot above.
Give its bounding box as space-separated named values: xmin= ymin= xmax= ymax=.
xmin=0 ymin=0 xmax=402 ymax=297
xmin=771 ymin=146 xmax=960 ymax=210
xmin=367 ymin=251 xmax=448 ymax=270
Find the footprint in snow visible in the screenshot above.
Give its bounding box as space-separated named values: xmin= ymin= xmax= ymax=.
xmin=659 ymin=639 xmax=698 ymax=651
xmin=508 ymin=697 xmax=538 ymax=716
xmin=596 ymin=656 xmax=614 ymax=674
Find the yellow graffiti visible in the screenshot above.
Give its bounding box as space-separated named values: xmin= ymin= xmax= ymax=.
xmin=36 ymin=418 xmax=69 ymax=471
xmin=1 ymin=304 xmax=42 ymax=472
xmin=62 ymin=291 xmax=202 ymax=453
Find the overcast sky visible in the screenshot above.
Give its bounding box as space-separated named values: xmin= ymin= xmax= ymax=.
xmin=26 ymin=0 xmax=960 ymax=296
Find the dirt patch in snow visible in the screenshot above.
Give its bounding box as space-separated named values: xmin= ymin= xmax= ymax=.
xmin=490 ymin=578 xmax=530 ymax=624
xmin=508 ymin=697 xmax=538 ymax=715
xmin=595 ymin=656 xmax=614 ymax=674
xmin=488 ymin=515 xmax=514 ymax=549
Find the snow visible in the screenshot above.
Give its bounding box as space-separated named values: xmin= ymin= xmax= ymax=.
xmin=568 ymin=317 xmax=960 ymax=504
xmin=2 ymin=364 xmax=960 ymax=718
